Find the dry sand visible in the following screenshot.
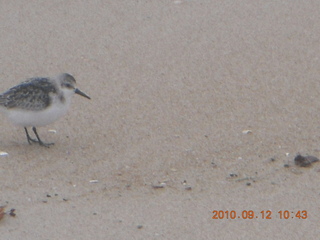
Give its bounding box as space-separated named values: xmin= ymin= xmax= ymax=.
xmin=1 ymin=1 xmax=320 ymax=239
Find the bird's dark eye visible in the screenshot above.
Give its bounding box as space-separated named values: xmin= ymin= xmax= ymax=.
xmin=63 ymin=83 xmax=73 ymax=89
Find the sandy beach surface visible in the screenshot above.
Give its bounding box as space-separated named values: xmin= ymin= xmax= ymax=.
xmin=1 ymin=1 xmax=320 ymax=239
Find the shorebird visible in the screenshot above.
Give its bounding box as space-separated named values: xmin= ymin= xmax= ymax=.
xmin=0 ymin=73 xmax=90 ymax=147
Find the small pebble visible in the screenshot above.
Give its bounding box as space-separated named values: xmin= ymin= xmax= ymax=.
xmin=137 ymin=225 xmax=143 ymax=229
xmin=211 ymin=161 xmax=217 ymax=167
xmin=242 ymin=130 xmax=252 ymax=134
xmin=294 ymin=154 xmax=319 ymax=167
xmin=0 ymin=151 xmax=8 ymax=156
xmin=229 ymin=173 xmax=238 ymax=178
xmin=9 ymin=209 xmax=16 ymax=217
xmin=152 ymin=182 xmax=166 ymax=189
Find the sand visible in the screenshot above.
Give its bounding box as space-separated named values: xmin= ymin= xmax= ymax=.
xmin=1 ymin=1 xmax=320 ymax=239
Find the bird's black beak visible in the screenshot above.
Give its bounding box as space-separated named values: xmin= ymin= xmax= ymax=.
xmin=75 ymin=88 xmax=91 ymax=99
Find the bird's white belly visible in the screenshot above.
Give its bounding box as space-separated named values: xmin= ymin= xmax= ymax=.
xmin=5 ymin=101 xmax=71 ymax=127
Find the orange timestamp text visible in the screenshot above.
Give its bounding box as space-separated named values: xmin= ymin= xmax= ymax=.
xmin=212 ymin=210 xmax=307 ymax=220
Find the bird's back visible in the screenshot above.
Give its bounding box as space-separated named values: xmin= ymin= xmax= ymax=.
xmin=0 ymin=78 xmax=58 ymax=111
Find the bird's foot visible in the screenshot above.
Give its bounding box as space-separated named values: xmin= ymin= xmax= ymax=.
xmin=38 ymin=140 xmax=54 ymax=148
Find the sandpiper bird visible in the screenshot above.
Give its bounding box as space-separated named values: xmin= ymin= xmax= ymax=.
xmin=0 ymin=73 xmax=90 ymax=147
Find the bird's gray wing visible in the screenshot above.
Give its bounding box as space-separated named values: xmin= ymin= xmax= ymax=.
xmin=0 ymin=78 xmax=57 ymax=111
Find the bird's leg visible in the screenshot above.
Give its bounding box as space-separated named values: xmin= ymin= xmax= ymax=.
xmin=24 ymin=127 xmax=38 ymax=144
xmin=25 ymin=127 xmax=53 ymax=147
xmin=32 ymin=127 xmax=54 ymax=147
